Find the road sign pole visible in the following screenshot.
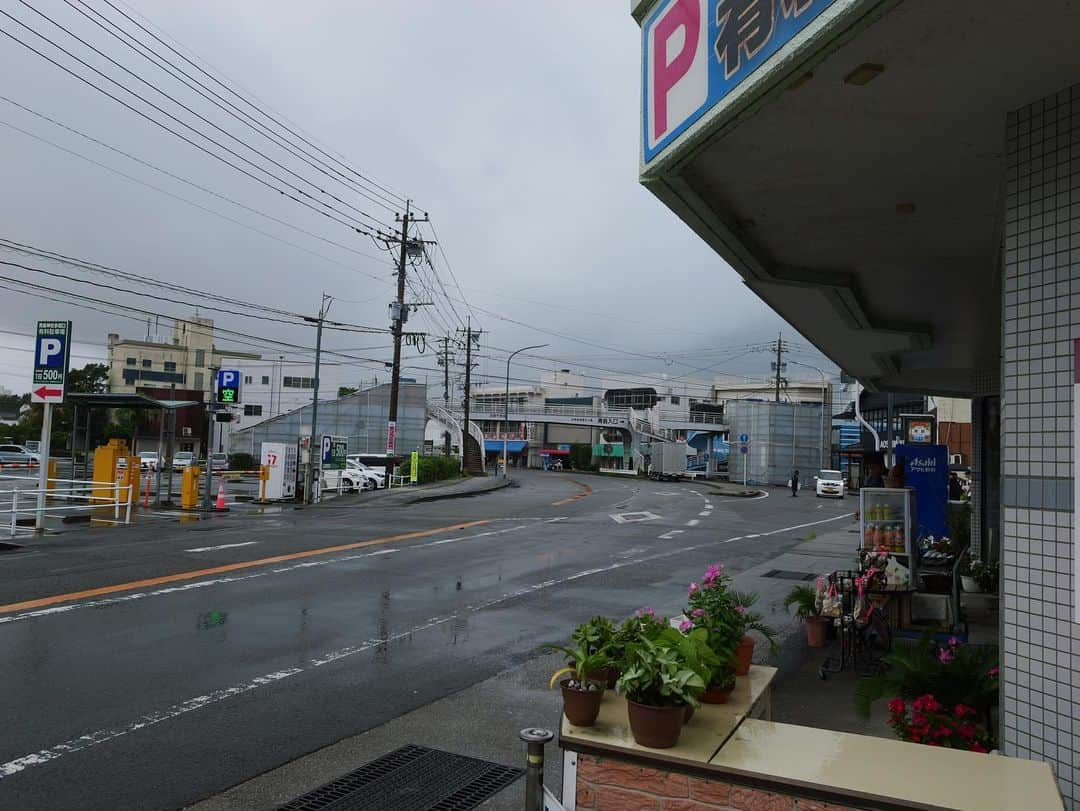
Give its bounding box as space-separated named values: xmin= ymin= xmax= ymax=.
xmin=35 ymin=402 xmax=53 ymax=532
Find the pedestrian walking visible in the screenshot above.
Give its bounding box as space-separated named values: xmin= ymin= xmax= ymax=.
xmin=791 ymin=469 xmax=800 ymax=497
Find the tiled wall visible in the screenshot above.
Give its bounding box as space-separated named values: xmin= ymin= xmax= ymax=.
xmin=1002 ymin=85 xmax=1080 ymax=804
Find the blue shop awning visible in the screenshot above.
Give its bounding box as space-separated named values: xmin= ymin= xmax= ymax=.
xmin=485 ymin=440 xmax=527 ymax=453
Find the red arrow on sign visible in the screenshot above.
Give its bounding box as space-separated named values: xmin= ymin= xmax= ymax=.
xmin=34 ymin=386 xmax=63 ymax=399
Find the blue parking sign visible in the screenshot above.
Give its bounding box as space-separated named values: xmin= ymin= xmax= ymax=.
xmin=216 ymin=369 xmax=241 ymax=404
xmin=31 ymin=320 xmax=72 ymax=403
xmin=739 ymin=433 xmax=749 ymax=444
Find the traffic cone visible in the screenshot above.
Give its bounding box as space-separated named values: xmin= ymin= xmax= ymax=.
xmin=216 ymin=482 xmax=226 ymax=510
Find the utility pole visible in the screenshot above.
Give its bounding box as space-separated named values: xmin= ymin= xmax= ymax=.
xmin=203 ymin=365 xmax=219 ymax=510
xmin=304 ymin=294 xmax=331 ymax=505
xmin=437 ymin=336 xmax=452 ymax=408
xmin=387 ymin=200 xmax=429 ymax=474
xmin=773 ymin=333 xmax=785 ymax=403
xmin=457 ymin=318 xmax=482 ymax=465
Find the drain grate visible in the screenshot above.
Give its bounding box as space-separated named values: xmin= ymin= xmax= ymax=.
xmin=277 ymin=744 xmax=523 ymax=811
xmin=762 ymin=569 xmax=816 ymax=581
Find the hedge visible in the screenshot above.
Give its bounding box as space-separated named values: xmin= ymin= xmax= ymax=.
xmin=399 ymin=455 xmax=461 ymax=484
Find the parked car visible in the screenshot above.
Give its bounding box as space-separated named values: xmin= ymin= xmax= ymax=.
xmin=0 ymin=444 xmax=39 ymax=462
xmin=322 ymin=468 xmax=374 ymax=493
xmin=210 ymin=453 xmax=229 ymax=472
xmin=345 ymin=459 xmax=385 ymax=489
xmin=172 ymin=451 xmax=195 ymax=472
xmin=138 ymin=451 xmax=161 ymax=472
xmin=0 ymin=445 xmax=38 ymax=466
xmin=815 ymin=469 xmax=845 ymax=498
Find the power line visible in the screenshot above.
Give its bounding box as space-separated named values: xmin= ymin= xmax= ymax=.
xmin=0 ymin=10 xmax=386 ymax=239
xmin=103 ymin=0 xmax=407 ymax=208
xmin=62 ymin=0 xmax=401 ymax=214
xmin=0 ymin=95 xmax=397 ymax=280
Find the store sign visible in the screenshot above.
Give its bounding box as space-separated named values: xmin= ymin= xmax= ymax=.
xmin=897 ymin=444 xmax=948 ymax=539
xmin=593 ymin=442 xmax=625 ymax=458
xmin=31 ymin=320 xmax=72 ymax=403
xmin=642 ymin=0 xmax=838 ymax=164
xmin=902 ymin=414 xmax=936 ymax=444
xmin=410 ymin=450 xmax=419 ymax=483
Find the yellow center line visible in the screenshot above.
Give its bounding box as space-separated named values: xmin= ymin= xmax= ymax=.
xmin=552 ymin=480 xmax=592 ymax=506
xmin=0 ymin=520 xmax=492 ymax=615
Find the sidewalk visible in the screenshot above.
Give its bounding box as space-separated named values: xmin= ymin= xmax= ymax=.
xmin=328 ymin=474 xmax=512 ymax=508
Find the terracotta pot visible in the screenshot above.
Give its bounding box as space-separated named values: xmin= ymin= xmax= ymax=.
xmin=560 ymin=679 xmax=604 ymax=727
xmin=805 ymin=616 xmax=829 ymax=648
xmin=683 ymin=703 xmax=695 ymax=723
xmin=734 ymin=635 xmax=755 ymax=675
xmin=701 ymin=684 xmax=734 ymax=704
xmin=626 ymin=700 xmax=685 ymax=749
xmin=605 ymin=666 xmax=621 ymax=690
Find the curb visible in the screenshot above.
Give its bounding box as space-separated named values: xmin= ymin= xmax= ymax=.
xmin=403 ymin=477 xmax=513 ymax=504
xmin=697 ymin=481 xmax=765 ymax=498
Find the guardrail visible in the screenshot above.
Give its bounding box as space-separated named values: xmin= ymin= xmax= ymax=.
xmin=2 ymin=477 xmax=133 ymax=537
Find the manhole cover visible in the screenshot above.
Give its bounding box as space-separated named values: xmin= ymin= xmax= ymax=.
xmin=277 ymin=744 xmax=523 ymax=811
xmin=762 ymin=569 xmax=815 ymax=581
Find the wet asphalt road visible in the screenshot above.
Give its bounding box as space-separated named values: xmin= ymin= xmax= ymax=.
xmin=0 ymin=471 xmax=850 ymax=810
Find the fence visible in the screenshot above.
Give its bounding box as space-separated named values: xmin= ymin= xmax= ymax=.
xmin=1 ymin=474 xmax=133 ymax=537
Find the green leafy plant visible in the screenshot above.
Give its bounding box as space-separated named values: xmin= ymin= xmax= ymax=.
xmin=572 ymin=615 xmax=616 ymax=657
xmin=782 ymin=585 xmax=821 ymax=619
xmin=610 ymin=608 xmax=668 ymax=664
xmin=685 ymin=564 xmax=778 ymax=668
xmin=854 ymin=635 xmax=999 ymax=727
xmin=546 ymin=640 xmax=611 ymax=692
xmin=616 ymin=635 xmax=706 ymax=708
xmin=656 ymin=626 xmax=722 ymax=689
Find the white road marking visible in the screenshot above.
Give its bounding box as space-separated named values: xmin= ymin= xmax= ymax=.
xmin=723 ymin=536 xmax=744 ymax=543
xmin=416 ymin=524 xmax=531 ymax=547
xmin=0 ymin=511 xmax=857 ymax=778
xmin=609 ymin=511 xmax=662 ymax=524
xmin=745 ymin=534 xmax=760 ymax=538
xmin=184 ymin=542 xmax=258 ymax=553
xmin=698 ymin=511 xmax=711 ymax=517
xmin=658 ymin=530 xmax=684 ymax=540
xmin=704 ymin=502 xmax=712 ymax=507
xmin=686 ymin=519 xmax=700 ymax=527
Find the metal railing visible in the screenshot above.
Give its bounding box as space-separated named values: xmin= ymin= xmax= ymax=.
xmin=2 ymin=475 xmax=133 ymax=537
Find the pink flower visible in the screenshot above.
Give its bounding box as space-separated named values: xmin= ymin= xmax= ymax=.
xmin=734 ymin=605 xmax=747 ymax=615
xmin=635 ymin=607 xmax=656 ymax=618
xmin=938 ymin=648 xmax=954 ymax=664
xmin=970 ymin=742 xmax=988 ymax=753
xmin=987 ymin=667 xmax=999 ymax=678
xmin=688 ymin=582 xmax=699 ymax=595
xmin=959 ymin=724 xmax=976 ymax=740
xmin=887 ymin=698 xmax=906 ymax=717
xmin=678 ymin=619 xmax=694 ymax=632
xmin=692 ymin=608 xmax=705 ymax=618
xmin=948 ymin=636 xmax=960 ymax=648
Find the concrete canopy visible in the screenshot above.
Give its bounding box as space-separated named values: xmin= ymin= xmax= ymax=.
xmin=637 ymin=0 xmax=1080 ymax=395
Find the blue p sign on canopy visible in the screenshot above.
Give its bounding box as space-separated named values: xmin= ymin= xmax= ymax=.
xmin=216 ymin=369 xmax=240 ymax=404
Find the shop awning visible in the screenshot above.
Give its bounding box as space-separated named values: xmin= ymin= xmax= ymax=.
xmin=484 ymin=440 xmax=527 ymax=454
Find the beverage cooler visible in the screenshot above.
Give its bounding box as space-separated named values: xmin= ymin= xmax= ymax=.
xmin=859 ymin=487 xmax=915 ymax=560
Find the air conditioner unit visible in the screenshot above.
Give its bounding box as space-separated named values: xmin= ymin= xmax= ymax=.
xmin=182 ymin=427 xmax=192 ymax=437
xmin=950 ymin=453 xmax=962 ymax=465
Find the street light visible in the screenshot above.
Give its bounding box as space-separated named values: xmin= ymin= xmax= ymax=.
xmin=504 ymin=344 xmax=548 ymax=476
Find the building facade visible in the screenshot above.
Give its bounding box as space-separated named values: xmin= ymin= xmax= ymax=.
xmin=217 ymin=357 xmax=318 ymax=451
xmin=631 ymin=0 xmax=1080 ymax=800
xmin=106 ymin=316 xmax=258 ymax=400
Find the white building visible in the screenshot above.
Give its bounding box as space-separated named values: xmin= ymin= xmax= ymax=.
xmin=711 ymin=378 xmax=832 ymax=406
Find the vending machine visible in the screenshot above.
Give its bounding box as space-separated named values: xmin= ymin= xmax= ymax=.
xmin=261 ymin=442 xmax=298 ymax=500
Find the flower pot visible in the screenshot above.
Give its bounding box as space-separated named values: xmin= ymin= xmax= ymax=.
xmin=961 ymin=575 xmax=983 ymax=593
xmin=734 ymin=635 xmax=755 ymax=675
xmin=626 ymin=700 xmax=685 ymax=749
xmin=701 ymin=684 xmax=734 ymax=704
xmin=560 ymin=679 xmax=604 ymax=727
xmin=683 ymin=704 xmax=695 ymax=723
xmin=605 ymin=666 xmax=620 ymax=690
xmin=805 ymin=616 xmax=829 ymax=648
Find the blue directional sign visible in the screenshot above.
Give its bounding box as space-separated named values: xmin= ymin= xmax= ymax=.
xmin=216 ymin=369 xmax=241 ymax=404
xmin=739 ymin=446 xmax=748 ymax=454
xmin=31 ymin=320 xmax=72 ymax=403
xmin=738 ymin=433 xmax=749 ymax=444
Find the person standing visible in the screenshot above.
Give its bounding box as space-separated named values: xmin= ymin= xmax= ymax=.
xmin=791 ymin=469 xmax=800 ymax=497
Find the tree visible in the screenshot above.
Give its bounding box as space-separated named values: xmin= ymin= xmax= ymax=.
xmin=67 ymin=363 xmax=108 ymax=394
xmin=338 ymin=386 xmax=359 ymax=397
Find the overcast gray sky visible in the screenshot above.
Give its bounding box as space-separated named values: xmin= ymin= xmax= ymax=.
xmin=0 ymin=0 xmax=832 ymax=400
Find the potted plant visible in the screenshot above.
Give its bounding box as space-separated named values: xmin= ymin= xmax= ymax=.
xmin=573 ymin=615 xmax=619 ymax=688
xmin=660 ymin=625 xmax=723 ymax=714
xmin=976 ymin=559 xmax=998 ymax=594
xmin=958 ymin=552 xmax=982 ymax=593
xmin=547 ymin=639 xmax=611 ymax=727
xmin=616 ymin=636 xmax=705 ymax=748
xmin=686 ymin=564 xmax=776 ymax=677
xmin=783 ymin=584 xmax=829 ymax=647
